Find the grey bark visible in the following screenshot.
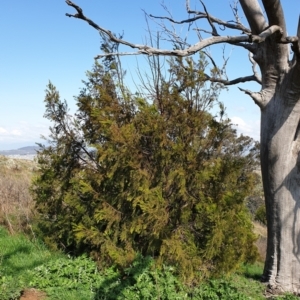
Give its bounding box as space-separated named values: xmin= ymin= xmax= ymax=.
xmin=241 ymin=1 xmax=300 ymax=291
xmin=260 ymin=69 xmax=300 ymax=292
xmin=65 ymin=0 xmax=300 ymax=294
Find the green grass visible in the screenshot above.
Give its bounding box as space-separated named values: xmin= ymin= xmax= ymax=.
xmin=1 ymin=226 xmax=299 ymax=300
xmin=0 ymin=226 xmax=63 ymax=299
xmin=0 ymin=226 xmax=100 ymax=300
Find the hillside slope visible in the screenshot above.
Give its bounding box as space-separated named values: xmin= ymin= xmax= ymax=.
xmin=0 ymin=155 xmax=37 ymax=233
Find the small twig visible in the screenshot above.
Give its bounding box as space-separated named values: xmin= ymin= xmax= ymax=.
xmin=249 ymin=52 xmax=262 ymax=84
xmin=199 ymin=0 xmax=218 ymax=36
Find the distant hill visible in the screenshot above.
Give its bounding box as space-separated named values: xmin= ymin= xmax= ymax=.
xmin=0 ymin=146 xmax=39 ymax=158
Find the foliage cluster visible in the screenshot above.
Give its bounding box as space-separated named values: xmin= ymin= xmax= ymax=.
xmin=255 ymin=205 xmax=267 ymax=225
xmin=32 ymin=54 xmax=259 ymax=282
xmin=245 ymin=186 xmax=267 ymax=226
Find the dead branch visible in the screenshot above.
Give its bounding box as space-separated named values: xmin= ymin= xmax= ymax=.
xmin=239 ymin=0 xmax=268 ymax=34
xmin=238 ymin=87 xmax=264 ymax=108
xmin=151 ymin=4 xmax=251 ymax=34
xmin=249 ymin=53 xmax=262 ymax=83
xmin=261 ymin=0 xmax=287 ymax=35
xmin=206 ymin=74 xmax=261 ymax=86
xmin=287 ymin=17 xmax=300 ymax=58
xmin=65 ymin=1 xmax=287 ymax=59
xmin=199 ymin=0 xmax=218 ymax=36
xmin=65 ymin=0 xmax=300 ymax=86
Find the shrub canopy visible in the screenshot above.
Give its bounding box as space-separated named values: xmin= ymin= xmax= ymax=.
xmin=32 ymin=56 xmax=259 ymax=283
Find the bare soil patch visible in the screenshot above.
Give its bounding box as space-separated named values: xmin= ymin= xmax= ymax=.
xmin=19 ymin=289 xmax=46 ymax=300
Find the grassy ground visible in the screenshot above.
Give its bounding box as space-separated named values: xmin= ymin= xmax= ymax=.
xmin=0 ymin=225 xmax=299 ymax=300
xmin=0 ymin=226 xmax=53 ymax=299
xmin=0 ymin=226 xmax=93 ymax=300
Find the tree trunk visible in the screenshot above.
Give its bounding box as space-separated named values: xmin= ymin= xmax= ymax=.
xmin=261 ymin=79 xmax=300 ymax=293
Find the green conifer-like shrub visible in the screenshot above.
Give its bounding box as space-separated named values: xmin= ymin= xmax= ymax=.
xmin=32 ymin=56 xmax=259 ymax=283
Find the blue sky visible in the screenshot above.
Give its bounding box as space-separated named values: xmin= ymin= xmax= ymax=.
xmin=0 ymin=1 xmax=298 ymax=150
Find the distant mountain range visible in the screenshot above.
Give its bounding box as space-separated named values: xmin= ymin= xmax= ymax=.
xmin=0 ymin=146 xmax=39 ymax=156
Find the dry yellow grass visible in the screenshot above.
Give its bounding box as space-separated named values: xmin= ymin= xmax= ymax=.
xmin=0 ymin=155 xmax=37 ymax=234
xmin=253 ymin=221 xmax=267 ymax=262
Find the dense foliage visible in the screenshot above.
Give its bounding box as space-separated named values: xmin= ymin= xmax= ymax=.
xmin=29 ymin=254 xmax=264 ymax=300
xmin=32 ymin=55 xmax=259 ymax=283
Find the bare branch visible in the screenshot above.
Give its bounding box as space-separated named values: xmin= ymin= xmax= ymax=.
xmin=145 ymin=9 xmax=193 ymax=52
xmin=239 ymin=0 xmax=268 ymax=34
xmin=259 ymin=1 xmax=289 ymax=69
xmin=249 ymin=53 xmax=262 ymax=83
xmin=227 ymin=42 xmax=256 ymax=52
xmin=149 ymin=14 xmax=251 ymax=34
xmin=202 ymin=51 xmax=218 ymax=69
xmin=202 ymin=47 xmax=262 ymax=87
xmin=230 ymin=1 xmax=242 ymax=26
xmin=90 ymin=33 xmax=266 ymax=58
xmin=199 ymin=0 xmax=218 ymax=36
xmin=94 ymin=52 xmax=144 ymax=59
xmin=150 ymin=0 xmax=251 ymax=33
xmin=277 ymin=34 xmax=300 ymax=58
xmin=66 ymin=0 xmax=300 ymax=84
xmin=250 ymin=25 xmax=283 ymax=43
xmin=65 ymin=2 xmax=285 ymax=59
xmin=290 ymin=17 xmax=300 ymax=58
xmin=149 ymin=14 xmax=199 ymax=25
xmin=206 ymin=74 xmax=262 ymax=86
xmin=261 ymin=0 xmax=287 ymax=35
xmin=238 ymin=87 xmax=264 ymax=108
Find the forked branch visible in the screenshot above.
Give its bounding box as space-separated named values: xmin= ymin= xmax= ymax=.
xmin=151 ymin=0 xmax=251 ymax=34
xmin=261 ymin=0 xmax=287 ymax=35
xmin=65 ymin=1 xmax=285 ymax=58
xmin=238 ymin=87 xmax=264 ymax=108
xmin=239 ymin=0 xmax=268 ymax=34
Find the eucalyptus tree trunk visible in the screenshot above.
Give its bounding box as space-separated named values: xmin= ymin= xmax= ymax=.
xmin=261 ymin=82 xmax=300 ymax=292
xmin=65 ymin=0 xmax=300 ymax=294
xmin=248 ymin=2 xmax=300 ymax=292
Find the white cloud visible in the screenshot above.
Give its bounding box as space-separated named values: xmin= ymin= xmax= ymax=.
xmin=0 ymin=121 xmax=50 ymax=149
xmin=11 ymin=129 xmax=22 ymax=136
xmin=231 ymin=116 xmax=260 ymax=141
xmin=231 ymin=117 xmax=251 ymax=133
xmin=0 ymin=127 xmax=7 ymax=134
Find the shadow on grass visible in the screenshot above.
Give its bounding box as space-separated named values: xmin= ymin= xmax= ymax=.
xmin=244 ymin=272 xmax=263 ymax=281
xmin=93 ymin=256 xmax=152 ymax=300
xmin=0 ymin=237 xmax=53 ymax=275
xmin=242 ymin=263 xmax=264 ymax=281
xmin=2 ymin=245 xmax=31 ymax=260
